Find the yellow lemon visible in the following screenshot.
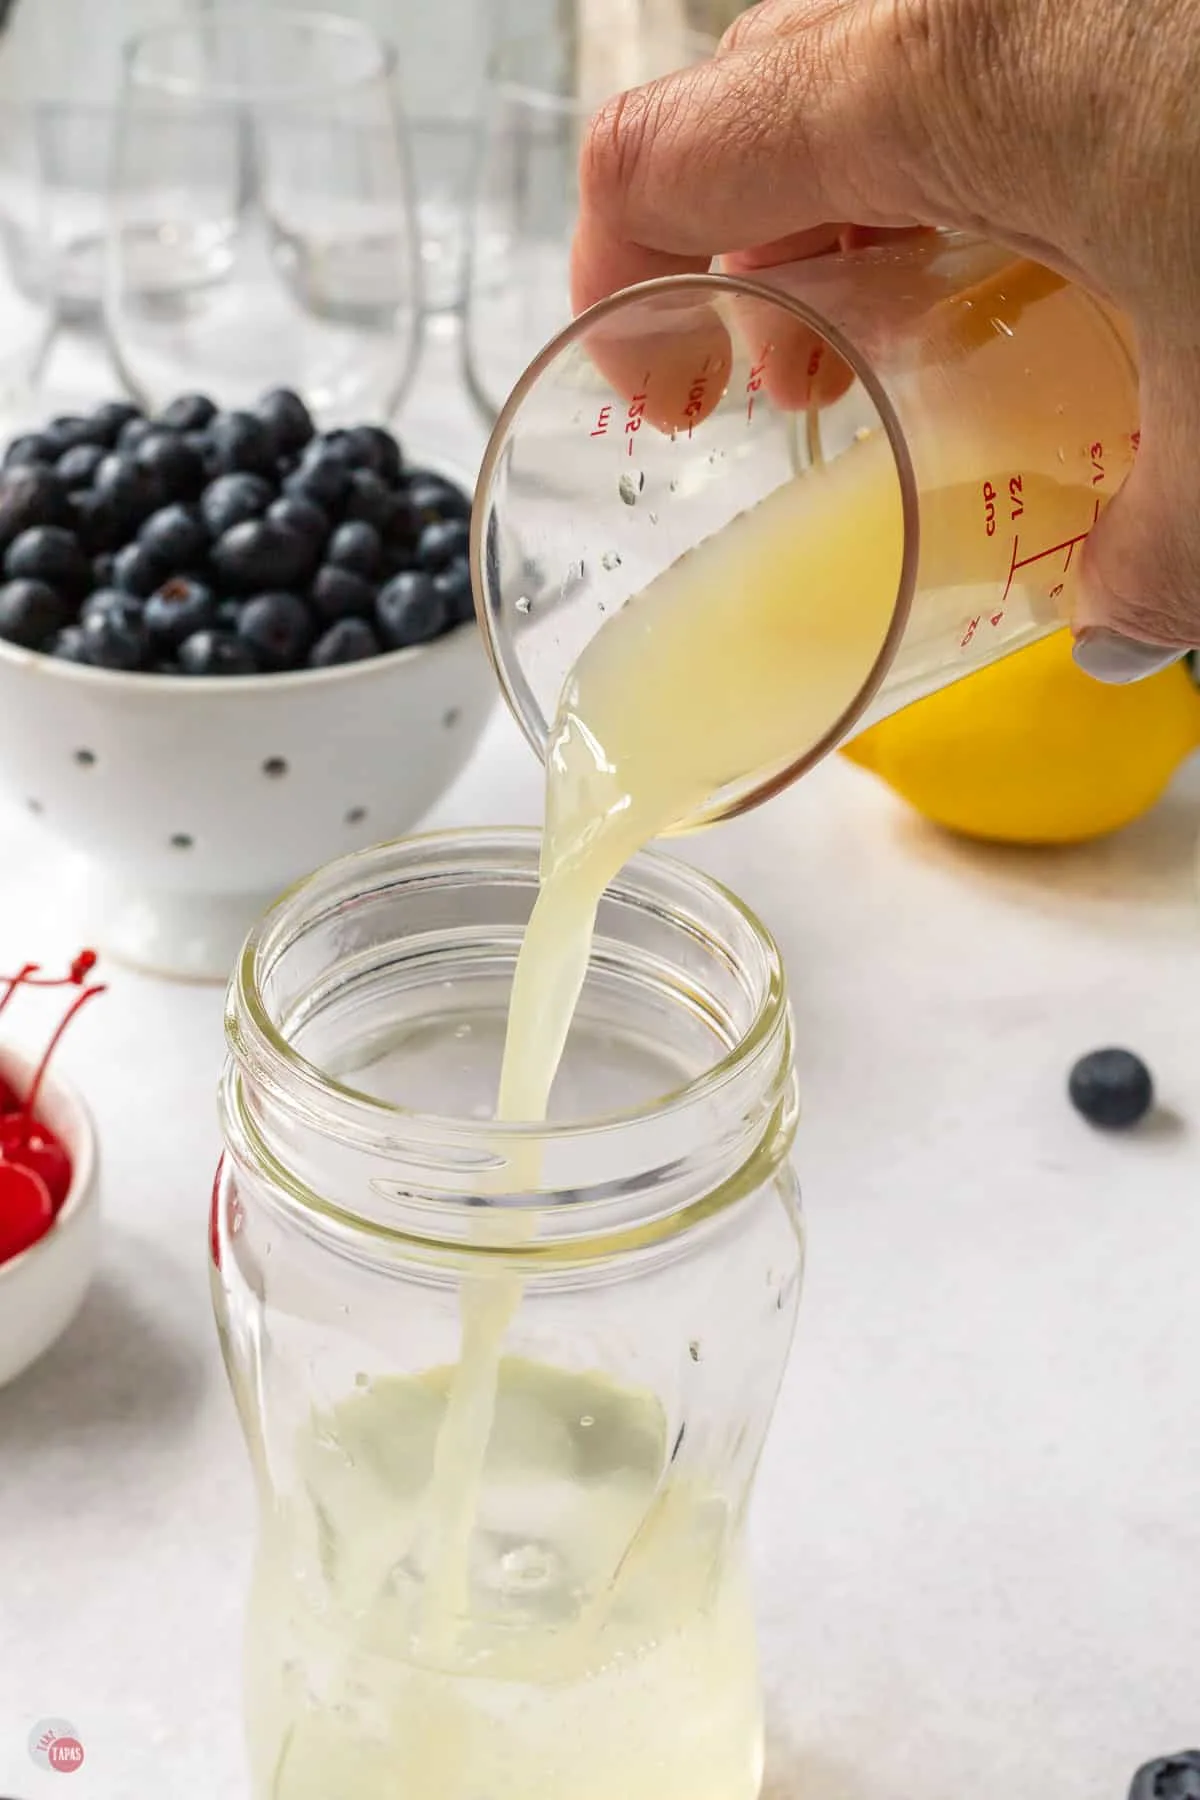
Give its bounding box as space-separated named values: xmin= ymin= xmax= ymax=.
xmin=842 ymin=632 xmax=1200 ymax=844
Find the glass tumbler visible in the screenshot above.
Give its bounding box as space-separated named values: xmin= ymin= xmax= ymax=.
xmin=106 ymin=7 xmax=422 ymax=420
xmin=213 ymin=829 xmax=803 ymax=1800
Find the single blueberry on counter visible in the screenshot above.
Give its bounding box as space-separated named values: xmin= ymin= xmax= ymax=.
xmin=1128 ymin=1751 xmax=1200 ymax=1800
xmin=1068 ymin=1048 xmax=1154 ymax=1130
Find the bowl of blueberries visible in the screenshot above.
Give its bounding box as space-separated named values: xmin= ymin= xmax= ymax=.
xmin=0 ymin=388 xmax=495 ymax=981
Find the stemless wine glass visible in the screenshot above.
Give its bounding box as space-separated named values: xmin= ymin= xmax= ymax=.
xmin=462 ymin=28 xmax=714 ymax=426
xmin=105 ymin=7 xmax=422 ymax=422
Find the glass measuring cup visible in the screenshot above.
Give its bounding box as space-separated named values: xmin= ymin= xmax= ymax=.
xmin=470 ymin=232 xmax=1140 ymax=828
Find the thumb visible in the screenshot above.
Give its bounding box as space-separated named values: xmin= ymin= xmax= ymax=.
xmin=1074 ymin=345 xmax=1200 ymax=682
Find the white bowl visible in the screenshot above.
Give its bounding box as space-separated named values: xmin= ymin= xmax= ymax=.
xmin=0 ymin=1048 xmax=100 ymax=1389
xmin=0 ymin=619 xmax=496 ymax=981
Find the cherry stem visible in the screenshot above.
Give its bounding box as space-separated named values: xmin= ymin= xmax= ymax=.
xmin=20 ymin=983 xmax=106 ymax=1126
xmin=0 ymin=963 xmax=39 ymax=1020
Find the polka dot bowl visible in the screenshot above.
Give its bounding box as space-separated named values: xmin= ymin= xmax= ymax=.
xmin=0 ymin=615 xmax=495 ymax=981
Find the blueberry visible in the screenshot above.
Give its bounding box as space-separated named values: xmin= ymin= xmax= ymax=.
xmin=309 ymin=617 xmax=380 ymax=666
xmin=284 ymin=449 xmax=351 ymax=513
xmin=1129 ymin=1751 xmax=1200 ymax=1800
xmin=200 ymin=472 xmax=274 ymax=538
xmin=5 ymin=525 xmax=90 ymax=600
xmin=117 ymin=415 xmax=156 ymax=454
xmin=256 ymin=387 xmax=314 ymax=457
xmin=139 ymin=502 xmax=208 ymax=570
xmin=310 ymin=564 xmax=376 ymax=623
xmin=212 ymin=518 xmax=311 ymax=592
xmin=1068 ymin=1048 xmax=1154 ymax=1130
xmin=184 ymin=429 xmax=222 ymax=480
xmin=0 ymin=578 xmax=73 ymax=648
xmin=177 ymin=629 xmax=259 ymax=676
xmin=416 ymin=516 xmax=470 ymax=573
xmin=93 ymin=451 xmax=162 ymax=528
xmin=375 ymin=569 xmax=448 ymax=648
xmin=328 ymin=520 xmax=382 ymax=580
xmin=238 ymin=591 xmax=314 ymax=671
xmin=81 ymin=596 xmax=149 ymax=671
xmin=345 ymin=424 xmax=403 ymax=484
xmin=56 ymin=443 xmax=106 ymax=490
xmin=216 ymin=597 xmax=242 ymax=631
xmin=346 ymin=469 xmax=408 ymax=538
xmin=51 ymin=624 xmax=92 ymax=664
xmin=92 ymin=552 xmax=116 ymax=588
xmin=112 ymin=539 xmax=170 ymax=599
xmin=318 ymin=429 xmax=360 ymax=469
xmin=69 ymin=488 xmax=124 ymax=554
xmin=431 ymin=557 xmax=474 ymax=626
xmin=4 ymin=432 xmax=52 ymax=469
xmin=0 ymin=465 xmax=71 ymax=548
xmin=406 ymin=472 xmax=471 ymax=527
xmin=145 ymin=575 xmax=219 ymax=649
xmin=208 ymin=409 xmax=276 ymax=478
xmin=89 ymin=401 xmax=143 ymax=447
xmin=81 ymin=587 xmax=143 ymax=625
xmin=135 ymin=429 xmax=206 ymax=503
xmin=44 ymin=414 xmax=102 ymax=458
xmin=157 ymin=392 xmax=216 ymax=433
xmin=267 ymin=493 xmax=329 ymax=550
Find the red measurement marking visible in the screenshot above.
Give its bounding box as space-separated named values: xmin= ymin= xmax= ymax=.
xmin=746 ymin=344 xmax=772 ymax=421
xmin=1000 ymin=497 xmax=1102 ymax=605
xmin=1089 ymin=440 xmax=1105 ymax=486
xmin=1009 ymin=473 xmax=1024 ymax=521
xmin=590 ymin=404 xmax=612 ymax=438
xmin=625 ymin=374 xmax=651 ymax=456
xmin=684 ymin=356 xmax=712 ymax=438
xmin=961 ymin=615 xmax=981 ymax=648
xmin=982 ymin=480 xmax=997 ymax=538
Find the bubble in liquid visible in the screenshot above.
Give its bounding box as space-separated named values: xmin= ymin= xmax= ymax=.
xmin=619 ymin=470 xmax=645 ymax=505
xmin=601 ymin=550 xmax=622 ymax=571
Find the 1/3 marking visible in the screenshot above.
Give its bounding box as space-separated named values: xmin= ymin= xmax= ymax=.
xmin=1089 ymin=440 xmax=1105 ymax=486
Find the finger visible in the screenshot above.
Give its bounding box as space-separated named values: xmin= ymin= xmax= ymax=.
xmin=1074 ymin=345 xmax=1200 ymax=678
xmin=573 ymin=28 xmax=931 ymax=312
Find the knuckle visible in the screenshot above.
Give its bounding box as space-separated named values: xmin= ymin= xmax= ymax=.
xmin=579 ymin=85 xmax=653 ymax=220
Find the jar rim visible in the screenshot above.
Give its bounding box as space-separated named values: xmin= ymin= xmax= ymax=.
xmin=230 ymin=826 xmax=788 ymax=1156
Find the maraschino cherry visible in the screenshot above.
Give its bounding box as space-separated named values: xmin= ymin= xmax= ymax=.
xmin=0 ymin=951 xmax=104 ymax=1261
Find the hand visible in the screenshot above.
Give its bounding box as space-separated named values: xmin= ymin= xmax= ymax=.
xmin=571 ymin=0 xmax=1200 ymax=679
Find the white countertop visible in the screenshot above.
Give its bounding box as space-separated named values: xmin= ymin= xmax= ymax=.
xmin=2 ymin=329 xmax=1199 ymax=1800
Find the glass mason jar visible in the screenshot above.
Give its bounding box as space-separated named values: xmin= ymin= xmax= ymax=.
xmin=212 ymin=829 xmax=803 ymax=1800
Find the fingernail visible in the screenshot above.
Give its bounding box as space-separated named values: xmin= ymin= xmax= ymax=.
xmin=1071 ymin=630 xmax=1188 ymax=685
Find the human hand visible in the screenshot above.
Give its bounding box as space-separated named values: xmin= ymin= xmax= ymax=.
xmin=572 ymin=0 xmax=1200 ymax=679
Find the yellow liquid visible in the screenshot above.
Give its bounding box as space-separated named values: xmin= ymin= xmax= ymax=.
xmin=249 ymin=1364 xmax=762 ymax=1800
xmin=249 ymin=263 xmax=1137 ymax=1797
